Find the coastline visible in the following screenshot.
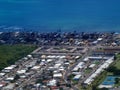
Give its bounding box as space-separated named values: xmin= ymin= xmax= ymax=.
xmin=0 ymin=25 xmax=118 ymax=33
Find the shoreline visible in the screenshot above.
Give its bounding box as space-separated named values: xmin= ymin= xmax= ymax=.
xmin=0 ymin=25 xmax=118 ymax=33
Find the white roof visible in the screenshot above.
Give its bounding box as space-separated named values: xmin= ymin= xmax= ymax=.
xmin=53 ymin=70 xmax=59 ymax=73
xmin=3 ymin=84 xmax=15 ymax=89
xmin=47 ymin=59 xmax=53 ymax=62
xmin=75 ymin=56 xmax=80 ymax=59
xmin=60 ymin=56 xmax=66 ymax=59
xmin=59 ymin=67 xmax=65 ymax=71
xmin=59 ymin=68 xmax=64 ymax=71
xmin=95 ymin=68 xmax=103 ymax=74
xmin=64 ymin=62 xmax=70 ymax=65
xmin=54 ymin=64 xmax=61 ymax=68
xmin=4 ymin=65 xmax=16 ymax=70
xmin=56 ymin=56 xmax=60 ymax=58
xmin=99 ymin=85 xmax=113 ymax=88
xmin=2 ymin=69 xmax=10 ymax=73
xmin=92 ymin=41 xmax=98 ymax=44
xmin=84 ymin=79 xmax=90 ymax=84
xmin=11 ymin=65 xmax=17 ymax=67
xmin=4 ymin=67 xmax=13 ymax=70
xmin=101 ymin=63 xmax=109 ymax=69
xmin=97 ymin=38 xmax=103 ymax=41
xmin=23 ymin=57 xmax=28 ymax=60
xmin=41 ymin=59 xmax=45 ymax=62
xmin=53 ymin=73 xmax=62 ymax=78
xmin=20 ymin=75 xmax=26 ymax=78
xmin=83 ymin=57 xmax=89 ymax=61
xmin=59 ymin=66 xmax=64 ymax=69
xmin=41 ymin=55 xmax=46 ymax=58
xmin=48 ymin=66 xmax=54 ymax=69
xmin=6 ymin=77 xmax=14 ymax=81
xmin=77 ymin=62 xmax=85 ymax=68
xmin=27 ymin=54 xmax=32 ymax=58
xmin=84 ymin=78 xmax=93 ymax=85
xmin=88 ymin=56 xmax=103 ymax=60
xmin=72 ymin=67 xmax=79 ymax=71
xmin=40 ymin=62 xmax=45 ymax=65
xmin=0 ymin=73 xmax=5 ymax=76
xmin=84 ymin=73 xmax=98 ymax=85
xmin=77 ymin=62 xmax=84 ymax=66
xmin=106 ymin=60 xmax=113 ymax=64
xmin=90 ymin=73 xmax=97 ymax=78
xmin=73 ymin=74 xmax=82 ymax=79
xmin=56 ymin=60 xmax=63 ymax=64
xmin=17 ymin=70 xmax=26 ymax=74
xmin=105 ymin=57 xmax=114 ymax=64
xmin=32 ymin=66 xmax=40 ymax=70
xmin=72 ymin=62 xmax=86 ymax=71
xmin=47 ymin=55 xmax=56 ymax=58
xmin=47 ymin=79 xmax=56 ymax=86
xmin=72 ymin=72 xmax=81 ymax=75
xmin=0 ymin=84 xmax=3 ymax=87
xmin=89 ymin=64 xmax=96 ymax=68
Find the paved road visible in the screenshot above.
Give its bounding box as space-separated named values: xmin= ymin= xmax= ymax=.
xmin=4 ymin=44 xmax=119 ymax=90
xmin=14 ymin=59 xmax=56 ymax=90
xmin=63 ymin=46 xmax=92 ymax=90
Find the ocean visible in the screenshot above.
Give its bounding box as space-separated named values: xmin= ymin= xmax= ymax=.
xmin=0 ymin=0 xmax=120 ymax=32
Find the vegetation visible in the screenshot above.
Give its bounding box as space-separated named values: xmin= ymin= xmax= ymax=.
xmin=114 ymin=54 xmax=120 ymax=69
xmin=67 ymin=74 xmax=79 ymax=85
xmin=85 ymin=68 xmax=92 ymax=74
xmin=105 ymin=54 xmax=120 ymax=76
xmin=85 ymin=71 xmax=107 ymax=90
xmin=81 ymin=53 xmax=120 ymax=90
xmin=67 ymin=74 xmax=75 ymax=81
xmin=106 ymin=66 xmax=120 ymax=75
xmin=72 ymin=80 xmax=79 ymax=85
xmin=36 ymin=78 xmax=43 ymax=84
xmin=93 ymin=61 xmax=100 ymax=65
xmin=115 ymin=78 xmax=119 ymax=84
xmin=0 ymin=44 xmax=37 ymax=70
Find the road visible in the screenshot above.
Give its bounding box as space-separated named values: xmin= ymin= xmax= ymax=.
xmin=2 ymin=44 xmax=119 ymax=90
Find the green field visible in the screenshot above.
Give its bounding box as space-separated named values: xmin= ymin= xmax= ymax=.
xmin=114 ymin=54 xmax=120 ymax=69
xmin=0 ymin=45 xmax=37 ymax=70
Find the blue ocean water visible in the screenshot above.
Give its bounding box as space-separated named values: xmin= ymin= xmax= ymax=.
xmin=0 ymin=0 xmax=120 ymax=32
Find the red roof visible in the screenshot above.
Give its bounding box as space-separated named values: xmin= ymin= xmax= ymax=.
xmin=50 ymin=86 xmax=59 ymax=89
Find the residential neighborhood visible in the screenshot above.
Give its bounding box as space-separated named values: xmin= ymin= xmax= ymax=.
xmin=0 ymin=32 xmax=119 ymax=90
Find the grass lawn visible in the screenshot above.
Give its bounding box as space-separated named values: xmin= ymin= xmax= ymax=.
xmin=91 ymin=54 xmax=120 ymax=89
xmin=114 ymin=54 xmax=120 ymax=69
xmin=0 ymin=44 xmax=37 ymax=70
xmin=93 ymin=61 xmax=100 ymax=65
xmin=85 ymin=68 xmax=92 ymax=74
xmin=79 ymin=54 xmax=120 ymax=90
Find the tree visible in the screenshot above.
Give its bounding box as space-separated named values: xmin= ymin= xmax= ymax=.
xmin=92 ymin=85 xmax=97 ymax=90
xmin=14 ymin=74 xmax=20 ymax=80
xmin=106 ymin=66 xmax=117 ymax=72
xmin=114 ymin=70 xmax=120 ymax=75
xmin=101 ymin=88 xmax=109 ymax=90
xmin=115 ymin=78 xmax=119 ymax=84
xmin=59 ymin=87 xmax=63 ymax=90
xmin=66 ymin=83 xmax=71 ymax=88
